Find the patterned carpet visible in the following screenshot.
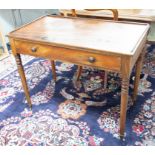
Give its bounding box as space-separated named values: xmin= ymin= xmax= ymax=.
xmin=0 ymin=46 xmax=155 ymax=146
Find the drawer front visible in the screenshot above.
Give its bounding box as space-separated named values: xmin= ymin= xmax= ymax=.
xmin=15 ymin=41 xmax=52 ymax=57
xmin=15 ymin=40 xmax=121 ymax=71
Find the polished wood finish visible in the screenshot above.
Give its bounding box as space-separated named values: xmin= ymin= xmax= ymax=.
xmin=72 ymin=9 xmax=118 ymax=20
xmin=9 ymin=16 xmax=149 ymax=55
xmin=10 ymin=39 xmax=32 ymax=108
xmin=76 ymin=66 xmax=82 ymax=81
xmin=8 ymin=15 xmax=149 ymax=137
xmin=70 ymin=9 xmax=118 ymax=87
xmin=14 ymin=40 xmax=121 ymax=72
xmin=120 ymin=76 xmax=129 ymax=138
xmin=15 ymin=54 xmax=32 ymax=109
xmin=120 ymin=56 xmax=131 ymax=138
xmin=51 ymin=60 xmax=56 ymax=82
xmin=60 ymin=9 xmax=155 ymax=44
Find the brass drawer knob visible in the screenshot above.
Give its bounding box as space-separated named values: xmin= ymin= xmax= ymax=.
xmin=31 ymin=47 xmax=37 ymax=52
xmin=88 ymin=56 xmax=96 ymax=63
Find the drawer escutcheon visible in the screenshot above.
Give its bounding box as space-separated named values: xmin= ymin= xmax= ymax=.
xmin=88 ymin=56 xmax=96 ymax=63
xmin=31 ymin=47 xmax=38 ymax=53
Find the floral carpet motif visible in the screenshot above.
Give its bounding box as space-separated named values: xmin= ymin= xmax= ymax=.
xmin=0 ymin=109 xmax=98 ymax=146
xmin=0 ymin=46 xmax=155 ymax=146
xmin=58 ymin=100 xmax=87 ymax=119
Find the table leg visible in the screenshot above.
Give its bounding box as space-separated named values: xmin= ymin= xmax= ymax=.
xmin=132 ymin=52 xmax=145 ymax=103
xmin=15 ymin=54 xmax=32 ymax=108
xmin=120 ymin=77 xmax=129 ymax=138
xmin=51 ymin=60 xmax=57 ymax=82
xmin=76 ymin=66 xmax=82 ymax=81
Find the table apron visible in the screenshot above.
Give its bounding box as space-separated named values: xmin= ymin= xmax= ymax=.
xmin=14 ymin=40 xmax=122 ymax=72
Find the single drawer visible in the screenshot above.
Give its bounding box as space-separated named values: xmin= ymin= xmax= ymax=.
xmin=14 ymin=40 xmax=121 ymax=72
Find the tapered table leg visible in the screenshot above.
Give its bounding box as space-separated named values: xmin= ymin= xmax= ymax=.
xmin=120 ymin=77 xmax=129 ymax=138
xmin=76 ymin=66 xmax=82 ymax=81
xmin=132 ymin=52 xmax=145 ymax=103
xmin=51 ymin=60 xmax=57 ymax=82
xmin=15 ymin=54 xmax=32 ymax=108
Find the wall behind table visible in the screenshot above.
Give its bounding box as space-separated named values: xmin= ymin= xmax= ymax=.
xmin=0 ymin=9 xmax=59 ymax=43
xmin=0 ymin=10 xmax=15 ymax=43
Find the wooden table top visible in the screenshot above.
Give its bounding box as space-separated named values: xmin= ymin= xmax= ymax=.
xmin=9 ymin=15 xmax=149 ymax=56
